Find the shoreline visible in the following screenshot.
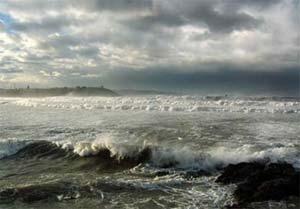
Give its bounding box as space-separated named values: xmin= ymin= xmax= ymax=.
xmin=0 ymin=87 xmax=119 ymax=97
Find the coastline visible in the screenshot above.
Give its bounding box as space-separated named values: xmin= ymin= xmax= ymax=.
xmin=0 ymin=87 xmax=119 ymax=97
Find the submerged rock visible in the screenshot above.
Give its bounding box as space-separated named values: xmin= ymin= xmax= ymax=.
xmin=216 ymin=162 xmax=300 ymax=207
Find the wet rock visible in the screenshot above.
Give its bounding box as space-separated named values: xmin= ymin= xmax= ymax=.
xmin=19 ymin=189 xmax=51 ymax=203
xmin=252 ymin=173 xmax=299 ymax=201
xmin=0 ymin=188 xmax=17 ymax=203
xmin=216 ymin=162 xmax=300 ymax=206
xmin=216 ymin=162 xmax=264 ymax=184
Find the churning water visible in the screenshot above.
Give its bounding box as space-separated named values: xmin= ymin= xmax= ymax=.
xmin=0 ymin=95 xmax=299 ymax=209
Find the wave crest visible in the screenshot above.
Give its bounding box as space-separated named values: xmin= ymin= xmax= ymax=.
xmin=2 ymin=136 xmax=299 ymax=172
xmin=56 ymin=136 xmax=300 ymax=171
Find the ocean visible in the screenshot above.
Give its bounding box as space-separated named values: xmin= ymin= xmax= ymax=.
xmin=0 ymin=95 xmax=299 ymax=209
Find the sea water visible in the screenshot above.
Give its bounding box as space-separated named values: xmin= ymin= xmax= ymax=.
xmin=0 ymin=95 xmax=299 ymax=209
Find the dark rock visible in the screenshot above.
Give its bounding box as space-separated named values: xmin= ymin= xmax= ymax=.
xmin=0 ymin=188 xmax=17 ymax=203
xmin=253 ymin=177 xmax=297 ymax=201
xmin=263 ymin=163 xmax=295 ymax=178
xmin=216 ymin=162 xmax=300 ymax=207
xmin=19 ymin=189 xmax=51 ymax=203
xmin=216 ymin=162 xmax=264 ymax=184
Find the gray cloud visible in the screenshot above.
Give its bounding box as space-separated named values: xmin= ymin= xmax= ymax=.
xmin=225 ymin=0 xmax=281 ymax=9
xmin=0 ymin=21 xmax=4 ymax=31
xmin=11 ymin=15 xmax=73 ymax=33
xmin=3 ymin=0 xmax=153 ymax=13
xmin=122 ymin=0 xmax=261 ymax=33
xmin=0 ymin=68 xmax=23 ymax=74
xmin=103 ymin=66 xmax=300 ymax=96
xmin=0 ymin=0 xmax=299 ymax=95
xmin=90 ymin=0 xmax=153 ymax=11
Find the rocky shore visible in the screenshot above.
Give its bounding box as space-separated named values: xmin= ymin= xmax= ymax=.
xmin=0 ymin=87 xmax=119 ymax=97
xmin=216 ymin=162 xmax=300 ymax=208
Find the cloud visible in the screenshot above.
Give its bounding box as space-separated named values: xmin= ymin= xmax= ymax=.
xmin=0 ymin=21 xmax=4 ymax=31
xmin=138 ymin=0 xmax=262 ymax=33
xmin=40 ymin=70 xmax=61 ymax=77
xmin=0 ymin=0 xmax=298 ymax=95
xmin=103 ymin=65 xmax=299 ymax=96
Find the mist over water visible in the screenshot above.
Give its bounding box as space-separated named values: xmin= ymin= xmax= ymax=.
xmin=0 ymin=95 xmax=299 ymax=209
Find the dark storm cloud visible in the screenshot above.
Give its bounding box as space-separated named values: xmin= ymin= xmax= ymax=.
xmin=91 ymin=0 xmax=153 ymax=11
xmin=123 ymin=0 xmax=261 ymax=33
xmin=226 ymin=0 xmax=281 ymax=9
xmin=7 ymin=0 xmax=262 ymax=34
xmin=186 ymin=5 xmax=261 ymax=32
xmin=104 ymin=66 xmax=300 ymax=96
xmin=216 ymin=0 xmax=282 ymax=17
xmin=2 ymin=0 xmax=153 ymax=14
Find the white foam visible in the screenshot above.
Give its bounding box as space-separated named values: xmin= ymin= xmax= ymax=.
xmin=207 ymin=145 xmax=300 ymax=169
xmin=1 ymin=134 xmax=299 ymax=171
xmin=1 ymin=96 xmax=299 ymax=114
xmin=56 ymin=135 xmax=300 ymax=171
xmin=56 ymin=134 xmax=149 ymax=160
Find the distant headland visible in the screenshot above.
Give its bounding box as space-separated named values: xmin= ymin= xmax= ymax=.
xmin=0 ymin=86 xmax=119 ymax=97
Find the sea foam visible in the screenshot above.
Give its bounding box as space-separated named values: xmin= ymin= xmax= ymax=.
xmin=1 ymin=135 xmax=299 ymax=173
xmin=54 ymin=135 xmax=300 ymax=171
xmin=1 ymin=95 xmax=299 ymax=114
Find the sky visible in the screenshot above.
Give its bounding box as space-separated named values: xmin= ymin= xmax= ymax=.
xmin=0 ymin=0 xmax=299 ymax=95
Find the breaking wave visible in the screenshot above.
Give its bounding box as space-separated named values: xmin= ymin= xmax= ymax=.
xmin=1 ymin=95 xmax=299 ymax=114
xmin=59 ymin=137 xmax=300 ymax=171
xmin=2 ymin=136 xmax=299 ymax=172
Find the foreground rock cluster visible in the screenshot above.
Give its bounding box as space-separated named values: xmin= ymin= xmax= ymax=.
xmin=216 ymin=162 xmax=300 ymax=208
